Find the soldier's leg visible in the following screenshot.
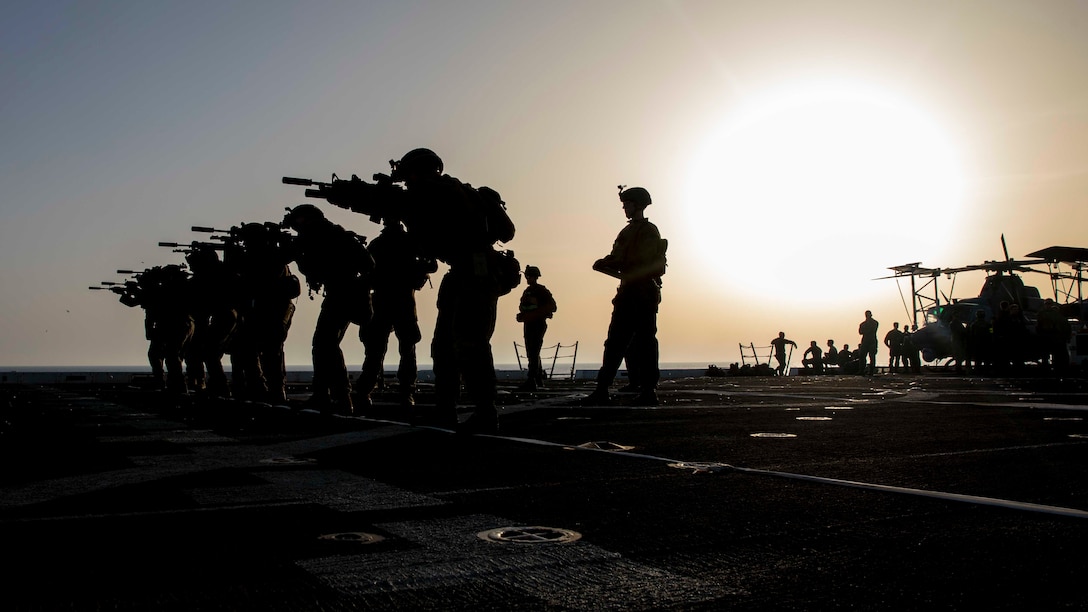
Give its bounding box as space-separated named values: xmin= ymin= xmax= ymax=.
xmin=148 ymin=337 xmax=166 ymax=390
xmin=260 ymin=303 xmax=294 ymax=403
xmin=312 ymin=299 xmax=352 ymax=407
xmin=593 ymin=301 xmax=636 ymax=396
xmin=455 ymin=288 xmax=498 ymax=412
xmin=165 ymin=318 xmax=194 ymax=395
xmin=523 ymin=321 xmax=546 ymax=389
xmin=394 ymin=314 xmax=421 ymax=405
xmin=429 ymin=275 xmax=460 ymax=426
xmin=358 ymin=310 xmax=393 ymax=400
xmin=629 ymin=305 xmax=660 ymax=404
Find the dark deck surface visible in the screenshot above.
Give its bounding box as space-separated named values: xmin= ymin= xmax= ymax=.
xmin=3 ymin=373 xmax=1088 ymax=611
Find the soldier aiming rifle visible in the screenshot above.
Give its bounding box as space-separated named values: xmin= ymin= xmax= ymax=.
xmin=283 ymin=148 xmax=518 ymax=434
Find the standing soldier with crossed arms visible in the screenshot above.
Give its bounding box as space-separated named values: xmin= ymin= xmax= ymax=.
xmin=581 ymin=185 xmax=667 ymax=407
xmin=516 ymin=265 xmax=557 ymax=391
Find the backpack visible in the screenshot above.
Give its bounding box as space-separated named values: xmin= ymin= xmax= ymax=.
xmin=486 ymin=248 xmax=522 ymax=296
xmin=463 ymin=184 xmax=515 ymax=245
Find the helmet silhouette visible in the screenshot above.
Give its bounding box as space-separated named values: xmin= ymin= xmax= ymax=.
xmin=619 ymin=186 xmax=651 ymax=207
xmin=282 ymin=204 xmax=325 ymax=229
xmin=393 ymin=148 xmax=444 ymax=180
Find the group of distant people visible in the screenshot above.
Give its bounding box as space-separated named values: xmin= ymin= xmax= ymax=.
xmin=108 ymin=223 xmax=301 ymax=402
xmin=941 ymin=299 xmax=1072 ymax=375
xmin=774 ymin=311 xmax=926 ymax=376
xmin=107 ymin=148 xmax=666 ymax=434
xmin=776 ymin=298 xmax=1076 ymax=376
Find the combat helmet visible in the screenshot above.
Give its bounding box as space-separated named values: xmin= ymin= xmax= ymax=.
xmin=391 ymin=148 xmax=444 ymax=181
xmin=524 ymin=265 xmax=541 ymax=278
xmin=184 ymin=243 xmax=220 ymax=271
xmin=618 ymin=186 xmax=652 ymax=207
xmin=282 ymin=204 xmax=325 ymax=229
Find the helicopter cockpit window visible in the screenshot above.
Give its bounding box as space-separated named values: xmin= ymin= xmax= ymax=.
xmin=926 ymin=308 xmax=941 ymax=325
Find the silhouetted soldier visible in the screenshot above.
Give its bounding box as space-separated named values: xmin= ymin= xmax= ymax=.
xmin=825 ymin=339 xmax=839 ymax=370
xmin=581 ymin=186 xmax=667 ymax=406
xmin=184 ymin=245 xmax=239 ymax=398
xmin=949 ymin=313 xmax=968 ymax=373
xmin=902 ymin=325 xmax=921 ymax=373
xmin=356 ymin=217 xmax=435 ymax=409
xmin=112 ymin=278 xmax=166 ymax=387
xmin=838 ymin=343 xmax=853 ymax=368
xmin=770 ymin=332 xmax=797 ymax=376
xmin=858 ymin=310 xmax=879 ymax=375
xmin=1005 ymin=303 xmax=1030 ymax=371
xmin=230 ymin=222 xmax=300 ymax=403
xmin=119 ymin=265 xmax=194 ymax=394
xmin=1036 ymin=299 xmax=1071 ymax=374
xmin=967 ymin=310 xmax=990 ymax=373
xmin=801 ymin=340 xmax=823 ymax=373
xmin=516 ymin=265 xmax=557 ymax=391
xmin=883 ymin=322 xmax=903 ymax=373
xmin=325 ymin=148 xmax=517 ymax=434
xmin=283 ymin=204 xmax=374 ymax=415
xmin=992 ymin=302 xmax=1030 ymax=372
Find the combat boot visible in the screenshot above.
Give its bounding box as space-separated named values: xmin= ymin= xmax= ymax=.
xmin=578 ymin=389 xmax=612 ymax=406
xmin=632 ymin=390 xmax=659 ymax=407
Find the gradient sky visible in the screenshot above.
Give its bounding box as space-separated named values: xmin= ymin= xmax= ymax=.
xmin=3 ymin=0 xmax=1087 ymax=368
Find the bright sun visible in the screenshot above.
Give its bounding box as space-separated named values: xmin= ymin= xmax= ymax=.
xmin=685 ymin=81 xmax=967 ymax=305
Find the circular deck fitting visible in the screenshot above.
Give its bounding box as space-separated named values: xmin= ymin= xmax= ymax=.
xmin=260 ymin=456 xmax=318 ymax=465
xmin=477 ymin=526 xmax=581 ymax=544
xmin=317 ymin=532 xmax=384 ymax=544
xmin=796 ymin=416 xmax=833 ymax=421
xmin=575 ymin=441 xmax=635 ymax=452
xmin=750 ymin=432 xmax=797 ymax=438
xmin=667 ymin=461 xmax=732 ymax=473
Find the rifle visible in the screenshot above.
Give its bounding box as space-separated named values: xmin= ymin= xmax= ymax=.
xmin=192 ymin=222 xmax=294 ymax=250
xmin=282 ymin=169 xmax=403 ymax=223
xmin=158 ymin=240 xmax=226 ymax=254
xmin=90 ymin=278 xmax=142 ymax=307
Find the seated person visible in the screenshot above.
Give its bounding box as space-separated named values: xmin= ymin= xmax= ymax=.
xmin=838 ymin=344 xmax=853 ymax=367
xmin=801 ymin=341 xmax=823 ymax=373
xmin=824 ymin=340 xmax=839 ymax=369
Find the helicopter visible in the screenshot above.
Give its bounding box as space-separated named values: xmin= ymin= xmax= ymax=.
xmin=881 ymin=236 xmax=1088 ymax=365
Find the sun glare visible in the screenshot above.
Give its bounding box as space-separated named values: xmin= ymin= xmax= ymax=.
xmin=685 ymin=81 xmax=966 ymax=305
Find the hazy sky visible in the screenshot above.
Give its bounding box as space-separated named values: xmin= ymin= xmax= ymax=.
xmin=3 ymin=0 xmax=1087 ymax=368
